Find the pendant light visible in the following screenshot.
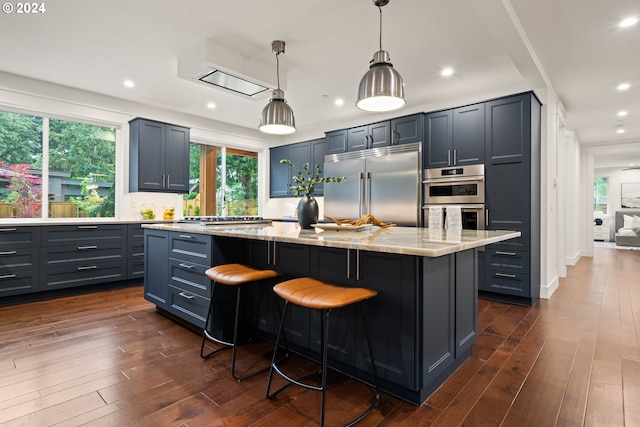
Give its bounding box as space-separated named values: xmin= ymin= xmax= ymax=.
xmin=356 ymin=0 xmax=406 ymax=112
xmin=259 ymin=40 xmax=296 ymax=135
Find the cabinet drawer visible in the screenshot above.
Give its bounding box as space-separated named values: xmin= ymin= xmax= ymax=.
xmin=167 ymin=284 xmax=209 ymax=328
xmin=485 ymin=248 xmax=529 ymax=274
xmin=169 ymin=232 xmax=212 ymax=265
xmin=41 ymin=225 xmax=126 ymax=246
xmin=0 ymin=226 xmax=40 ymax=248
xmin=0 ymin=247 xmax=39 ymax=272
xmin=168 ymin=258 xmax=210 ymax=298
xmin=41 ymin=261 xmax=126 ymax=291
xmin=486 ymin=229 xmax=529 ymax=252
xmin=0 ymin=270 xmax=39 ymax=296
xmin=41 ymin=243 xmax=126 ymax=268
xmin=127 ymin=224 xmax=144 ymax=241
xmin=128 ymin=260 xmax=145 ymax=280
xmin=484 ymin=270 xmax=530 ymax=298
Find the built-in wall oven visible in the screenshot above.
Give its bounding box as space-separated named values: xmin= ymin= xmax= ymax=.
xmin=423 ymin=164 xmax=485 ymax=230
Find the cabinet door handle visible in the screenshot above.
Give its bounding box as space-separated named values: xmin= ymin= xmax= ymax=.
xmin=162 ymin=174 xmax=166 ymax=188
xmin=495 ymin=251 xmax=517 ymax=256
xmin=273 ymin=242 xmax=277 ymax=265
xmin=346 ymin=249 xmax=350 ymax=279
xmin=453 ymin=149 xmax=457 ymax=165
xmin=485 ymin=209 xmax=489 ymax=227
xmin=77 ymin=265 xmax=98 ymax=271
xmin=77 ymin=225 xmax=98 ymax=229
xmin=178 ymin=292 xmax=194 ymax=300
xmin=448 ymin=150 xmax=451 ymax=166
xmin=77 ymin=245 xmax=98 ymax=250
xmin=167 ymin=175 xmax=170 ymax=188
xmin=179 ymin=263 xmax=194 ymax=269
xmin=0 ymin=228 xmax=17 ymax=232
xmin=496 ymin=272 xmax=516 ymax=278
xmin=0 ymin=274 xmax=17 ymax=280
xmin=0 ymin=251 xmax=17 ymax=255
xmin=179 ymin=234 xmax=194 ymax=239
xmin=356 ymin=249 xmax=361 ymax=281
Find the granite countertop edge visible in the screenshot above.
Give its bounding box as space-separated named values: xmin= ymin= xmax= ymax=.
xmin=142 ymin=222 xmax=521 ymax=258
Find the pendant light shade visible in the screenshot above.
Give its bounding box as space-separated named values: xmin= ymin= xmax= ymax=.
xmin=259 ymin=41 xmax=296 ymax=135
xmin=356 ymin=0 xmax=406 ymax=112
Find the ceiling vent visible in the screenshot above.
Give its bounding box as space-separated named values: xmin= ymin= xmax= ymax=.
xmin=178 ymin=39 xmax=282 ymax=99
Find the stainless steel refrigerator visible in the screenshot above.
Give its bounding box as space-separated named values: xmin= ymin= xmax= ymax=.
xmin=323 ymin=142 xmax=422 ymax=226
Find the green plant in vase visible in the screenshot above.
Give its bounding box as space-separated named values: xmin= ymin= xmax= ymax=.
xmin=280 ymin=159 xmax=346 ymax=229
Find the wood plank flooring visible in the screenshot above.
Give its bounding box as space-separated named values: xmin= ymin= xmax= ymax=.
xmin=1 ymin=246 xmax=639 ymax=426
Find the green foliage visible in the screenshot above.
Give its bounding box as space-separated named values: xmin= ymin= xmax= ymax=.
xmin=70 ymin=176 xmax=106 ymax=217
xmin=48 ymin=119 xmax=115 ymax=182
xmin=0 ymin=111 xmax=42 ymax=165
xmin=279 ymin=159 xmax=346 ymax=197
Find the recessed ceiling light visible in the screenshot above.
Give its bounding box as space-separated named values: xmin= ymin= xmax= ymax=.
xmin=620 ymin=16 xmax=638 ymax=28
xmin=616 ymin=128 xmax=625 ymax=134
xmin=617 ymin=110 xmax=628 ymax=117
xmin=617 ymin=82 xmax=631 ymax=91
xmin=334 ymin=98 xmax=345 ymax=107
xmin=123 ymin=80 xmax=135 ymax=88
xmin=441 ymin=67 xmax=454 ymax=77
xmin=207 ymin=102 xmax=216 ymax=109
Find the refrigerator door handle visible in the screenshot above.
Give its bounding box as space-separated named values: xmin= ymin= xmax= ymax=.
xmin=366 ymin=172 xmax=372 ymax=215
xmin=359 ymin=172 xmax=365 ymax=217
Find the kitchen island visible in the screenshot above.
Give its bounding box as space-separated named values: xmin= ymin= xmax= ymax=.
xmin=142 ymin=221 xmax=519 ymax=404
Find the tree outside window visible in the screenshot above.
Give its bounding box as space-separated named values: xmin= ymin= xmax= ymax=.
xmin=593 ymin=177 xmax=608 ymax=214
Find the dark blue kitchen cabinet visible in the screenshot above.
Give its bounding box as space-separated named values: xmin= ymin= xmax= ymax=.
xmin=325 ymin=129 xmax=348 ymax=155
xmin=269 ymin=145 xmax=289 ymax=197
xmin=424 ymin=103 xmax=484 ymax=169
xmin=144 ymin=229 xmax=169 ymax=307
xmin=424 ymin=110 xmax=453 ymax=169
xmin=40 ymin=224 xmax=127 ymax=292
xmin=127 ymin=224 xmax=145 ymax=279
xmin=391 ymin=114 xmax=424 ymax=145
xmin=348 ymin=121 xmax=391 ymax=151
xmin=310 ymin=138 xmax=326 ymax=194
xmin=0 ymin=226 xmax=40 ymax=297
xmin=270 ymin=138 xmax=326 ymax=197
xmin=483 ymin=92 xmax=541 ymax=304
xmin=129 ymin=118 xmax=190 ymax=193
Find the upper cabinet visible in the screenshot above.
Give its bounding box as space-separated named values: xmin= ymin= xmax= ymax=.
xmin=348 ymin=121 xmax=391 ymax=151
xmin=325 ymin=130 xmax=348 ymax=155
xmin=391 ymin=114 xmax=424 ymax=145
xmin=129 ymin=118 xmax=190 ymax=193
xmin=424 ymin=103 xmax=484 ymax=169
xmin=269 ymin=138 xmax=326 ymax=198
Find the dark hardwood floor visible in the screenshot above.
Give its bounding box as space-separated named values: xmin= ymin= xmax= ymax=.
xmin=1 ymin=246 xmax=639 ymax=426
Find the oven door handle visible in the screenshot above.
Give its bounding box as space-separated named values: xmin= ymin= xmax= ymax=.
xmin=423 ymin=176 xmax=485 ymax=184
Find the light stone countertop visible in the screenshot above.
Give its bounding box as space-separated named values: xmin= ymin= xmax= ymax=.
xmin=142 ymin=221 xmax=521 ymax=257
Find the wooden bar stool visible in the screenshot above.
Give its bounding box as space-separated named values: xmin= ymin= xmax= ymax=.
xmin=266 ymin=277 xmax=380 ymax=427
xmin=200 ymin=263 xmax=281 ymax=381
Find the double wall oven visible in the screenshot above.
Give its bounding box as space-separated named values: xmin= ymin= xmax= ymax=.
xmin=423 ymin=164 xmax=485 ymax=230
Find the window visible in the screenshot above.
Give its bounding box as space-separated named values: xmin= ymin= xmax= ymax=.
xmin=184 ymin=144 xmax=258 ymax=217
xmin=593 ymin=177 xmax=608 ymax=214
xmin=0 ymin=110 xmax=116 ymax=218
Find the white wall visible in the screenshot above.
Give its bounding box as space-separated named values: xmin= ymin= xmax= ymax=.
xmin=563 ymin=130 xmax=581 ymax=265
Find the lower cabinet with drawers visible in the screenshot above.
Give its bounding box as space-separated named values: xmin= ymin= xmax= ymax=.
xmin=0 ymin=223 xmax=146 ymax=305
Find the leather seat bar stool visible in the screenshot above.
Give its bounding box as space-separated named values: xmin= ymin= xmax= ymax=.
xmin=266 ymin=277 xmax=380 ymax=427
xmin=200 ymin=263 xmax=281 ymax=381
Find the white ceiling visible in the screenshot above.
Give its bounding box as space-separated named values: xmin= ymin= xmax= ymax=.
xmin=0 ymin=0 xmax=638 ymax=168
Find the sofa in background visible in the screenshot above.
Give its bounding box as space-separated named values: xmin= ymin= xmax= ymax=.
xmin=614 ymin=210 xmax=640 ymax=247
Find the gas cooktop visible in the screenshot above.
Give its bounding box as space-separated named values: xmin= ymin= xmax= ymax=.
xmin=178 ymin=216 xmax=272 ymax=226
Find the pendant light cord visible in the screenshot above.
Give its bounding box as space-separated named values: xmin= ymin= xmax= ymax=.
xmin=378 ymin=5 xmax=383 ymax=50
xmin=275 ymin=52 xmax=281 ymax=90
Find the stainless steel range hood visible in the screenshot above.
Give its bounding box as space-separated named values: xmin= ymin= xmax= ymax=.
xmin=178 ymin=39 xmax=282 ymax=99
